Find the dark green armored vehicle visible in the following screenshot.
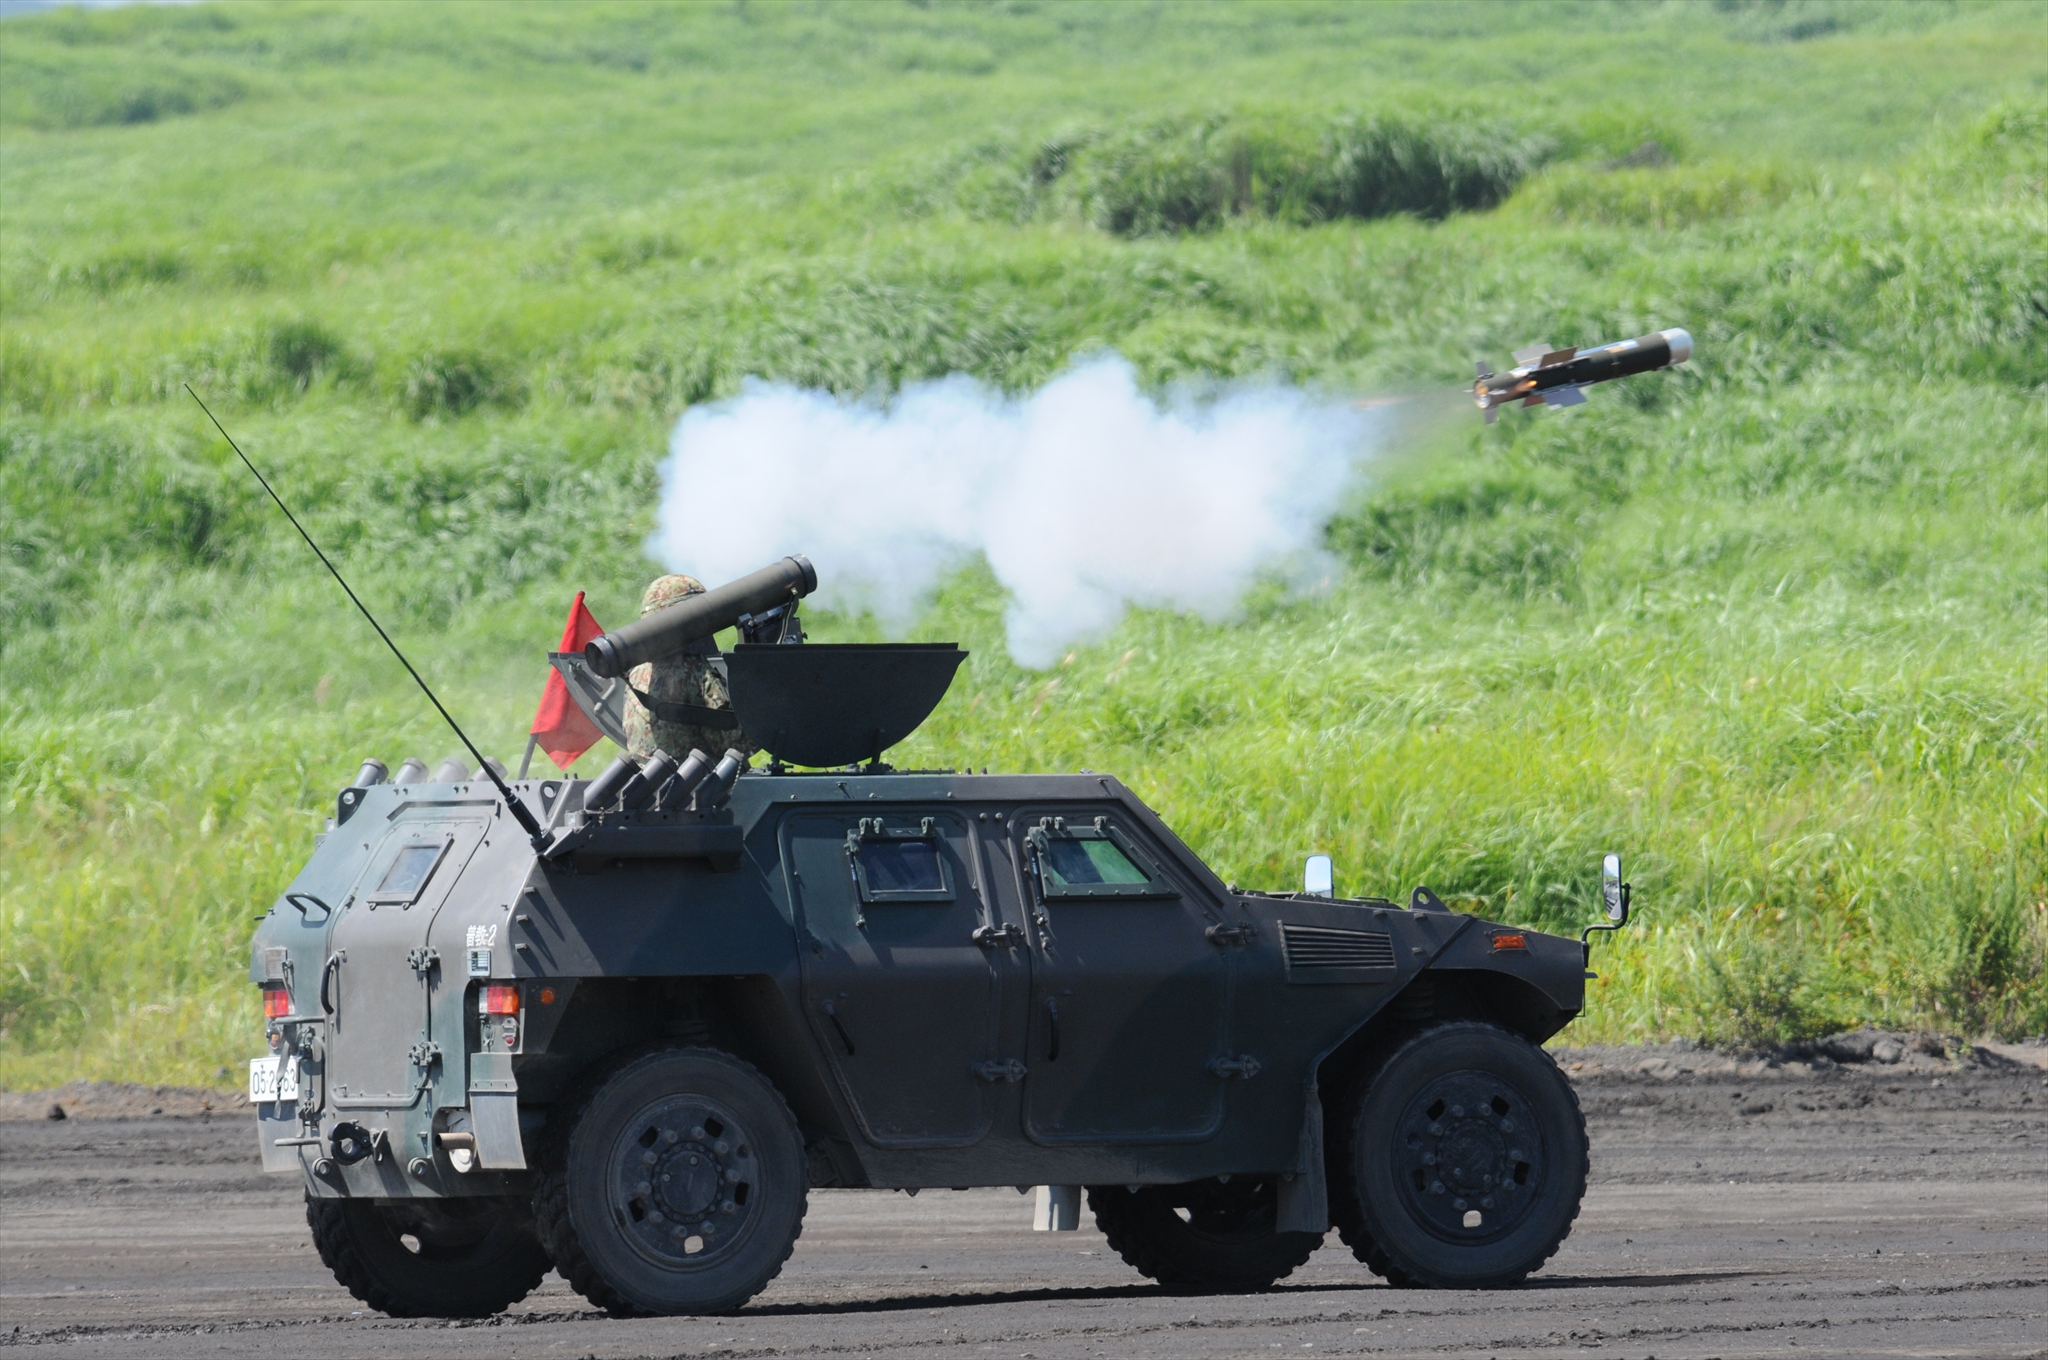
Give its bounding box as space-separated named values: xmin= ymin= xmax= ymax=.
xmin=248 ymin=556 xmax=1623 ymax=1317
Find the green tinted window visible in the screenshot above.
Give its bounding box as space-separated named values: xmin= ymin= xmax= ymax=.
xmin=375 ymin=844 xmax=441 ymax=900
xmin=1043 ymin=836 xmax=1150 ymax=887
xmin=858 ymin=840 xmax=944 ymax=893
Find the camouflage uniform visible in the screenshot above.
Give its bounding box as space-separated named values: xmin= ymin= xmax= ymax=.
xmin=621 ymin=574 xmax=754 ymax=762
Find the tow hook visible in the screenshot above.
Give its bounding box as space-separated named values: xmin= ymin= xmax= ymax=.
xmin=330 ymin=1121 xmax=376 ymax=1166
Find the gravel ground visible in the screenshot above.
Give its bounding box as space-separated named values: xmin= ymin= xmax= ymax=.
xmin=4 ymin=1041 xmax=2045 ymax=1359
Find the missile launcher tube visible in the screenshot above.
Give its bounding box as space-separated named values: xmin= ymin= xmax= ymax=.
xmin=585 ymin=555 xmax=816 ymax=679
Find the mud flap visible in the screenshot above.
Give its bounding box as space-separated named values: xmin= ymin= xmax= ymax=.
xmin=468 ymin=1052 xmax=526 ymax=1170
xmin=471 ymin=1093 xmax=526 ymax=1170
xmin=1274 ymin=1082 xmax=1328 ymax=1234
xmin=255 ymin=1100 xmax=304 ymax=1174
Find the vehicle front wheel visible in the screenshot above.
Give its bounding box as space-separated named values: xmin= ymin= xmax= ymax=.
xmin=1089 ymin=1177 xmax=1322 ymax=1292
xmin=306 ymin=1194 xmax=551 ymax=1318
xmin=1340 ymin=1021 xmax=1587 ymax=1289
xmin=535 ymin=1047 xmax=807 ymax=1315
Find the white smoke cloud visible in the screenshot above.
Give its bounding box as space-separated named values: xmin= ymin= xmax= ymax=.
xmin=649 ymin=356 xmax=1377 ymax=668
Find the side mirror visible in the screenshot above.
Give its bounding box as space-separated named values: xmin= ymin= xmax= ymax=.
xmin=1585 ymin=851 xmax=1631 ymax=949
xmin=1303 ymin=854 xmax=1334 ymax=898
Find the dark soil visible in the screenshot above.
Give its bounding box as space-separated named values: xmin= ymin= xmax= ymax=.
xmin=3 ymin=1044 xmax=2044 ymax=1358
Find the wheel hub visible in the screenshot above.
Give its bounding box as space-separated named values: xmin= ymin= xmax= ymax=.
xmin=608 ymin=1098 xmax=757 ymax=1265
xmin=1394 ymin=1071 xmax=1540 ymax=1243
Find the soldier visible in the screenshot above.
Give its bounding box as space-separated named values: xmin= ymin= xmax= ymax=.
xmin=621 ymin=573 xmax=755 ymax=762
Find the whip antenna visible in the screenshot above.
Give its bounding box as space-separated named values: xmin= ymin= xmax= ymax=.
xmin=186 ymin=385 xmax=550 ymax=849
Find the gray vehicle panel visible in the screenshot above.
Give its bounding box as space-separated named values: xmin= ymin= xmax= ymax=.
xmin=252 ymin=767 xmax=1587 ymax=1204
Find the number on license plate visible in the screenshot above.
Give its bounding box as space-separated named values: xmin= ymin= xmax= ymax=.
xmin=248 ymin=1056 xmax=300 ymax=1104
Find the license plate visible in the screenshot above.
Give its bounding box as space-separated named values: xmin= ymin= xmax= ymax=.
xmin=248 ymin=1055 xmax=300 ymax=1104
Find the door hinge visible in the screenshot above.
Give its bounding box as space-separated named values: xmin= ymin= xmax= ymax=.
xmin=406 ymin=947 xmax=440 ymax=974
xmin=972 ymin=923 xmax=1026 ymax=949
xmin=1207 ymin=1054 xmax=1261 ymax=1080
xmin=970 ymin=1058 xmax=1028 ymax=1083
xmin=1205 ymin=922 xmax=1257 ymax=947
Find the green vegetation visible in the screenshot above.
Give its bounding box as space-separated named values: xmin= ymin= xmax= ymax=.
xmin=3 ymin=0 xmax=2044 ymax=1086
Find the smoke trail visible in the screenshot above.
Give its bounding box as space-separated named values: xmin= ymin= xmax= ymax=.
xmin=649 ymin=356 xmax=1377 ymax=668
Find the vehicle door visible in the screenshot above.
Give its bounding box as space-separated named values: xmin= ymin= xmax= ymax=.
xmin=1011 ymin=813 xmax=1232 ymax=1144
xmin=324 ymin=808 xmax=490 ymax=1112
xmin=785 ymin=811 xmax=1012 ymax=1148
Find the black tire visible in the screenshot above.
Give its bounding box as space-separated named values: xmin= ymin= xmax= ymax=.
xmin=1088 ymin=1177 xmax=1322 ymax=1292
xmin=305 ymin=1193 xmax=551 ymax=1318
xmin=1340 ymin=1021 xmax=1587 ymax=1289
xmin=534 ymin=1047 xmax=806 ymax=1315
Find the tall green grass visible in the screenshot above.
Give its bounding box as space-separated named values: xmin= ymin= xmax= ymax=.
xmin=3 ymin=0 xmax=2044 ymax=1085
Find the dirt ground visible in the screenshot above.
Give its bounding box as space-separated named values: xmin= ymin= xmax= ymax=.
xmin=4 ymin=1040 xmax=2046 ymax=1360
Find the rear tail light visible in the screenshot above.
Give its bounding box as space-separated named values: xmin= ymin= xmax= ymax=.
xmin=484 ymin=984 xmax=520 ymax=1015
xmin=262 ymin=985 xmax=291 ymax=1018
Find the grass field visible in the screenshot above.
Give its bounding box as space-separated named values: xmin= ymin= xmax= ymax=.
xmin=3 ymin=0 xmax=2045 ymax=1087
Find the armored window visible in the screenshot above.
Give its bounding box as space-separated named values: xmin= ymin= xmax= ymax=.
xmin=846 ymin=819 xmax=954 ymax=903
xmin=367 ymin=841 xmax=448 ymax=906
xmin=1029 ymin=820 xmax=1177 ymax=900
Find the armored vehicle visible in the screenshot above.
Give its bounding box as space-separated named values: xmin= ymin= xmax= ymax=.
xmin=248 ymin=556 xmax=1623 ymax=1317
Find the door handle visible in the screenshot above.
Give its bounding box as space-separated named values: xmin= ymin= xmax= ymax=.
xmin=970 ymin=1059 xmax=1028 ymax=1083
xmin=972 ymin=924 xmax=1026 ymax=949
xmin=819 ymin=1000 xmax=857 ymax=1056
xmin=319 ymin=951 xmax=345 ymax=1017
xmin=1205 ymin=922 xmax=1257 ymax=947
xmin=1044 ymin=997 xmax=1060 ymax=1063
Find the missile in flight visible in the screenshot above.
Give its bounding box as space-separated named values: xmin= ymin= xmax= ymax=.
xmin=1475 ymin=328 xmax=1692 ymax=422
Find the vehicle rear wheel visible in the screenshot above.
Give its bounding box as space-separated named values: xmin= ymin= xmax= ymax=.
xmin=534 ymin=1047 xmax=806 ymax=1315
xmin=306 ymin=1193 xmax=551 ymax=1318
xmin=1088 ymin=1178 xmax=1322 ymax=1292
xmin=1341 ymin=1021 xmax=1586 ymax=1288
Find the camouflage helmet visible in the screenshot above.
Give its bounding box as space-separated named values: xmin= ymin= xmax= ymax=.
xmin=639 ymin=573 xmax=706 ymax=617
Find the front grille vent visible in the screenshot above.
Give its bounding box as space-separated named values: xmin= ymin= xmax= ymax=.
xmin=1281 ymin=922 xmax=1396 ymax=970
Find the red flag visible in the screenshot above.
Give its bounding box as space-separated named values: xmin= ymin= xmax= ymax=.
xmin=528 ymin=591 xmax=607 ymax=771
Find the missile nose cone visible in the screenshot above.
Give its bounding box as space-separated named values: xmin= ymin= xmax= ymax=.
xmin=1660 ymin=328 xmax=1694 ymax=365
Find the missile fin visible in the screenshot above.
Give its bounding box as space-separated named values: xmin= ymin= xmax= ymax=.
xmin=1484 ymin=406 xmax=1498 ymax=425
xmin=1511 ymin=343 xmax=1550 ymax=366
xmin=1540 ymin=348 xmax=1578 ymax=367
xmin=1541 ymin=384 xmax=1586 ymax=407
xmin=1476 ymin=360 xmax=1494 ymax=380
